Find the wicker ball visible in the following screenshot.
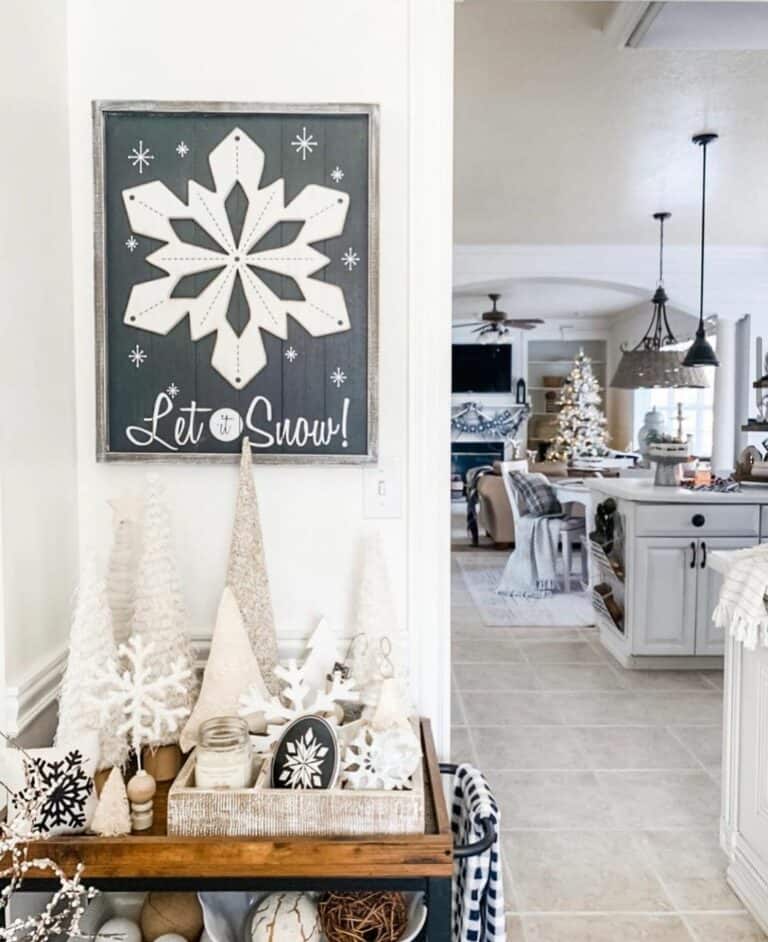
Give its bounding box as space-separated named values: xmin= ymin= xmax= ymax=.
xmin=319 ymin=892 xmax=408 ymax=942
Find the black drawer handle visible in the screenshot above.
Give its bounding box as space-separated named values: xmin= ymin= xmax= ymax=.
xmin=692 ymin=514 xmax=706 ymax=528
xmin=701 ymin=541 xmax=707 ymax=569
xmin=690 ymin=541 xmax=697 ymax=568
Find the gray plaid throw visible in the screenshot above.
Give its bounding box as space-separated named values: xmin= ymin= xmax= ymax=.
xmin=507 ymin=471 xmax=562 ymax=516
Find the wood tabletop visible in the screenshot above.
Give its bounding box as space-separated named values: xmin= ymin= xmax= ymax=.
xmin=19 ymin=720 xmax=453 ymax=881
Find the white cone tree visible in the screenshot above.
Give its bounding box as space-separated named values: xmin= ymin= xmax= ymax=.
xmin=56 ymin=559 xmax=129 ymax=770
xmin=351 ymin=531 xmax=411 ymax=709
xmin=131 ymin=475 xmax=197 ymax=744
xmin=546 ymin=350 xmax=609 ymax=462
xmin=226 ymin=437 xmax=279 ymax=693
xmin=106 ymin=492 xmax=143 ymax=646
xmin=91 ymin=767 xmax=131 ymax=837
xmin=180 ymin=586 xmax=269 ymax=753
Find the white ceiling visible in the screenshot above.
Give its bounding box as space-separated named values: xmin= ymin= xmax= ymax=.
xmin=452 ymin=277 xmax=646 ymax=320
xmin=454 ymin=1 xmax=768 ymax=244
xmin=637 ymin=3 xmax=768 ymax=50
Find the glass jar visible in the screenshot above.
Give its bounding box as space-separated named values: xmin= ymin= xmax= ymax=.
xmin=195 ymin=716 xmax=252 ymax=789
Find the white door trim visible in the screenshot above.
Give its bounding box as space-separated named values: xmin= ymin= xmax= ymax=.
xmin=407 ymin=0 xmax=454 ymax=758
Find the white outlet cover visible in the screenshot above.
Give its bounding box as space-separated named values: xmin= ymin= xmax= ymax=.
xmin=363 ymin=464 xmax=402 ymax=519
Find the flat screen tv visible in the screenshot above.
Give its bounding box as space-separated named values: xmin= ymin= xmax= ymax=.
xmin=452 ymin=344 xmax=512 ymax=393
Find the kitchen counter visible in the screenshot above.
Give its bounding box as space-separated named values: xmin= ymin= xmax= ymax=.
xmin=585 ymin=478 xmax=768 ymax=504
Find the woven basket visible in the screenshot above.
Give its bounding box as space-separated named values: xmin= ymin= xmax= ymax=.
xmin=167 ymin=736 xmax=425 ymax=838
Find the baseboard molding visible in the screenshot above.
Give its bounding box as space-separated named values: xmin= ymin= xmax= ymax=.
xmin=4 ymin=636 xmax=308 ymax=739
xmin=728 ymin=843 xmax=768 ymax=935
xmin=5 ymin=645 xmax=68 ymax=738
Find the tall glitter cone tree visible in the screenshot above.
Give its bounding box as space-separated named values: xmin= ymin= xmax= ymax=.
xmin=226 ymin=437 xmax=280 ymax=693
xmin=546 ymin=349 xmax=609 ymax=463
xmin=56 ymin=557 xmax=129 ymax=771
xmin=131 ymin=474 xmax=197 ymax=744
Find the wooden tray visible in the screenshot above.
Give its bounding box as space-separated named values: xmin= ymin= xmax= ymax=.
xmin=15 ymin=720 xmax=451 ymax=881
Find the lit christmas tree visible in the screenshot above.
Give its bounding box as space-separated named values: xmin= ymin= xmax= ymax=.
xmin=547 ymin=350 xmax=609 ymax=462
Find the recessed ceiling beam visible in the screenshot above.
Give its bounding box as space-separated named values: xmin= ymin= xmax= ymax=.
xmin=603 ymin=2 xmax=665 ymax=48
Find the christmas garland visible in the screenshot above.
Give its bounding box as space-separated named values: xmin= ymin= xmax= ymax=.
xmin=451 ymin=402 xmax=530 ymax=438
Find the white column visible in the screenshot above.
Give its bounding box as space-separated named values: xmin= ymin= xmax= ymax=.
xmin=712 ymin=318 xmax=737 ymax=473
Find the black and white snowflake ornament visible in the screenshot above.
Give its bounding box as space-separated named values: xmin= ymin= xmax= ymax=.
xmin=15 ymin=750 xmax=93 ymax=835
xmin=271 ymin=716 xmax=339 ymax=790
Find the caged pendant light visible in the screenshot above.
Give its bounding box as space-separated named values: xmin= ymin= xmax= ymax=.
xmin=610 ymin=212 xmax=708 ymax=389
xmin=682 ymin=133 xmax=720 ymax=368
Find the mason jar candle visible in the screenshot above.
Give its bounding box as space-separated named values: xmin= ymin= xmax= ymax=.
xmin=195 ymin=716 xmax=252 ymax=789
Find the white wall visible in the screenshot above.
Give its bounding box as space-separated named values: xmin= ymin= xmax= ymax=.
xmin=0 ymin=1 xmax=79 ymax=708
xmin=65 ymin=0 xmax=453 ymax=749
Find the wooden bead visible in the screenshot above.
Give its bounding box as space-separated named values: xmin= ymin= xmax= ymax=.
xmin=127 ymin=770 xmax=157 ymax=803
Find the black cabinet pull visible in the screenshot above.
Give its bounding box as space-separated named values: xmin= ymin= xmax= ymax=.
xmin=692 ymin=513 xmax=706 ymax=528
xmin=701 ymin=541 xmax=707 ymax=569
xmin=690 ymin=541 xmax=697 ymax=568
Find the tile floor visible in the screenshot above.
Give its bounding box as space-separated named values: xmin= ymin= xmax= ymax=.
xmin=450 ymin=549 xmax=768 ymax=941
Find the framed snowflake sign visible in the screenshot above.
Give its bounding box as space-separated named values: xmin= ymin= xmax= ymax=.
xmin=93 ymin=101 xmax=379 ymax=462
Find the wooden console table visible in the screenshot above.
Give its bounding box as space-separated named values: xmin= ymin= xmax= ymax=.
xmin=12 ymin=720 xmax=453 ymax=940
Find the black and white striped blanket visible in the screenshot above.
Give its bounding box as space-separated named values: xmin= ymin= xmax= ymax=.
xmin=451 ymin=763 xmax=505 ymax=942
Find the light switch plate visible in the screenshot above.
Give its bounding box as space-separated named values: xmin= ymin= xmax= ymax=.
xmin=363 ymin=463 xmax=402 ymax=519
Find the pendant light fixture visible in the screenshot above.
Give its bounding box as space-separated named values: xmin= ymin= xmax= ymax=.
xmin=610 ymin=212 xmax=707 ymax=389
xmin=682 ymin=132 xmax=720 ymax=368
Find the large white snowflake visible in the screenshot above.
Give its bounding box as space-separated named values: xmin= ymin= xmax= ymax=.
xmin=121 ymin=127 xmax=352 ymax=389
xmin=240 ymin=659 xmax=358 ymax=751
xmin=341 ymin=725 xmax=421 ymax=791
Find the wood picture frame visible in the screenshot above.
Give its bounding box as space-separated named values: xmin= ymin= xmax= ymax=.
xmin=93 ymin=101 xmax=379 ymax=463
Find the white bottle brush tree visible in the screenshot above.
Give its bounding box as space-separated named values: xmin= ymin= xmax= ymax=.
xmin=131 ymin=475 xmax=197 ymax=744
xmin=547 ymin=350 xmax=609 ymax=462
xmin=56 ymin=558 xmax=129 ymax=771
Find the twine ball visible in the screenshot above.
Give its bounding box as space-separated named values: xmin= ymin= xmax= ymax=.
xmin=319 ymin=892 xmax=408 ymax=942
xmin=140 ymin=892 xmax=203 ymax=942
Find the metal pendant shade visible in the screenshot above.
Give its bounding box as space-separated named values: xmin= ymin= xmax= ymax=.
xmin=682 ymin=132 xmax=720 ymax=368
xmin=610 ymin=212 xmax=708 ymax=390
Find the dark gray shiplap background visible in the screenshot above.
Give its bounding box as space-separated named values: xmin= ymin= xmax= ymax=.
xmin=102 ymin=109 xmax=371 ymax=458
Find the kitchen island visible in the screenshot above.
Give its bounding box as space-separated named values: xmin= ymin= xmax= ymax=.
xmin=584 ymin=478 xmax=768 ymax=669
xmin=710 ymin=549 xmax=768 ymax=934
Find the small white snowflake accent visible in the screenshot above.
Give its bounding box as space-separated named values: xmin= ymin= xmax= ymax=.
xmin=128 ymin=345 xmax=147 ymax=368
xmin=175 ymin=141 xmax=189 ymax=158
xmin=284 ymin=346 xmax=298 ymax=363
xmin=342 ymin=725 xmax=421 ymax=791
xmin=330 ymin=367 xmax=347 ymax=388
xmin=279 ymin=728 xmax=330 ymax=788
xmin=330 ymin=166 xmax=345 ymax=183
xmin=166 ymin=382 xmax=180 ymax=398
xmin=128 ymin=140 xmax=154 ymax=174
xmin=341 ymin=248 xmax=360 ymax=271
xmin=291 ymin=126 xmax=318 ymax=160
xmin=125 ymin=235 xmax=139 ymax=252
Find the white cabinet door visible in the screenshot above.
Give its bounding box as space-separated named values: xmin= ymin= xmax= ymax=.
xmin=634 ymin=538 xmax=698 ymax=655
xmin=695 ymin=536 xmax=759 ymax=656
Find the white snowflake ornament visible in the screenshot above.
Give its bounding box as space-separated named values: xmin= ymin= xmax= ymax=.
xmin=122 ymin=127 xmax=351 ymax=389
xmin=341 ymin=725 xmax=421 ymax=791
xmin=239 ymin=659 xmax=358 ymax=751
xmin=97 ymin=636 xmax=193 ymax=760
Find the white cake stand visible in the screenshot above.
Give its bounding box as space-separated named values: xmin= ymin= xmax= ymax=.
xmin=651 ymin=453 xmax=689 ymax=487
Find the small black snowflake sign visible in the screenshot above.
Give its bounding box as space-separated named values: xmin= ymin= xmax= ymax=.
xmin=94 ymin=102 xmax=378 ymax=463
xmin=271 ymin=715 xmax=339 ymax=790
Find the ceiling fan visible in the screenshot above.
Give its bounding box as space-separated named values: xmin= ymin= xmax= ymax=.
xmin=453 ymin=293 xmax=544 ymax=338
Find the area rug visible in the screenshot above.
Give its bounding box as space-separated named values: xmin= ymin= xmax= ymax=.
xmin=455 ymin=552 xmax=595 ymax=627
